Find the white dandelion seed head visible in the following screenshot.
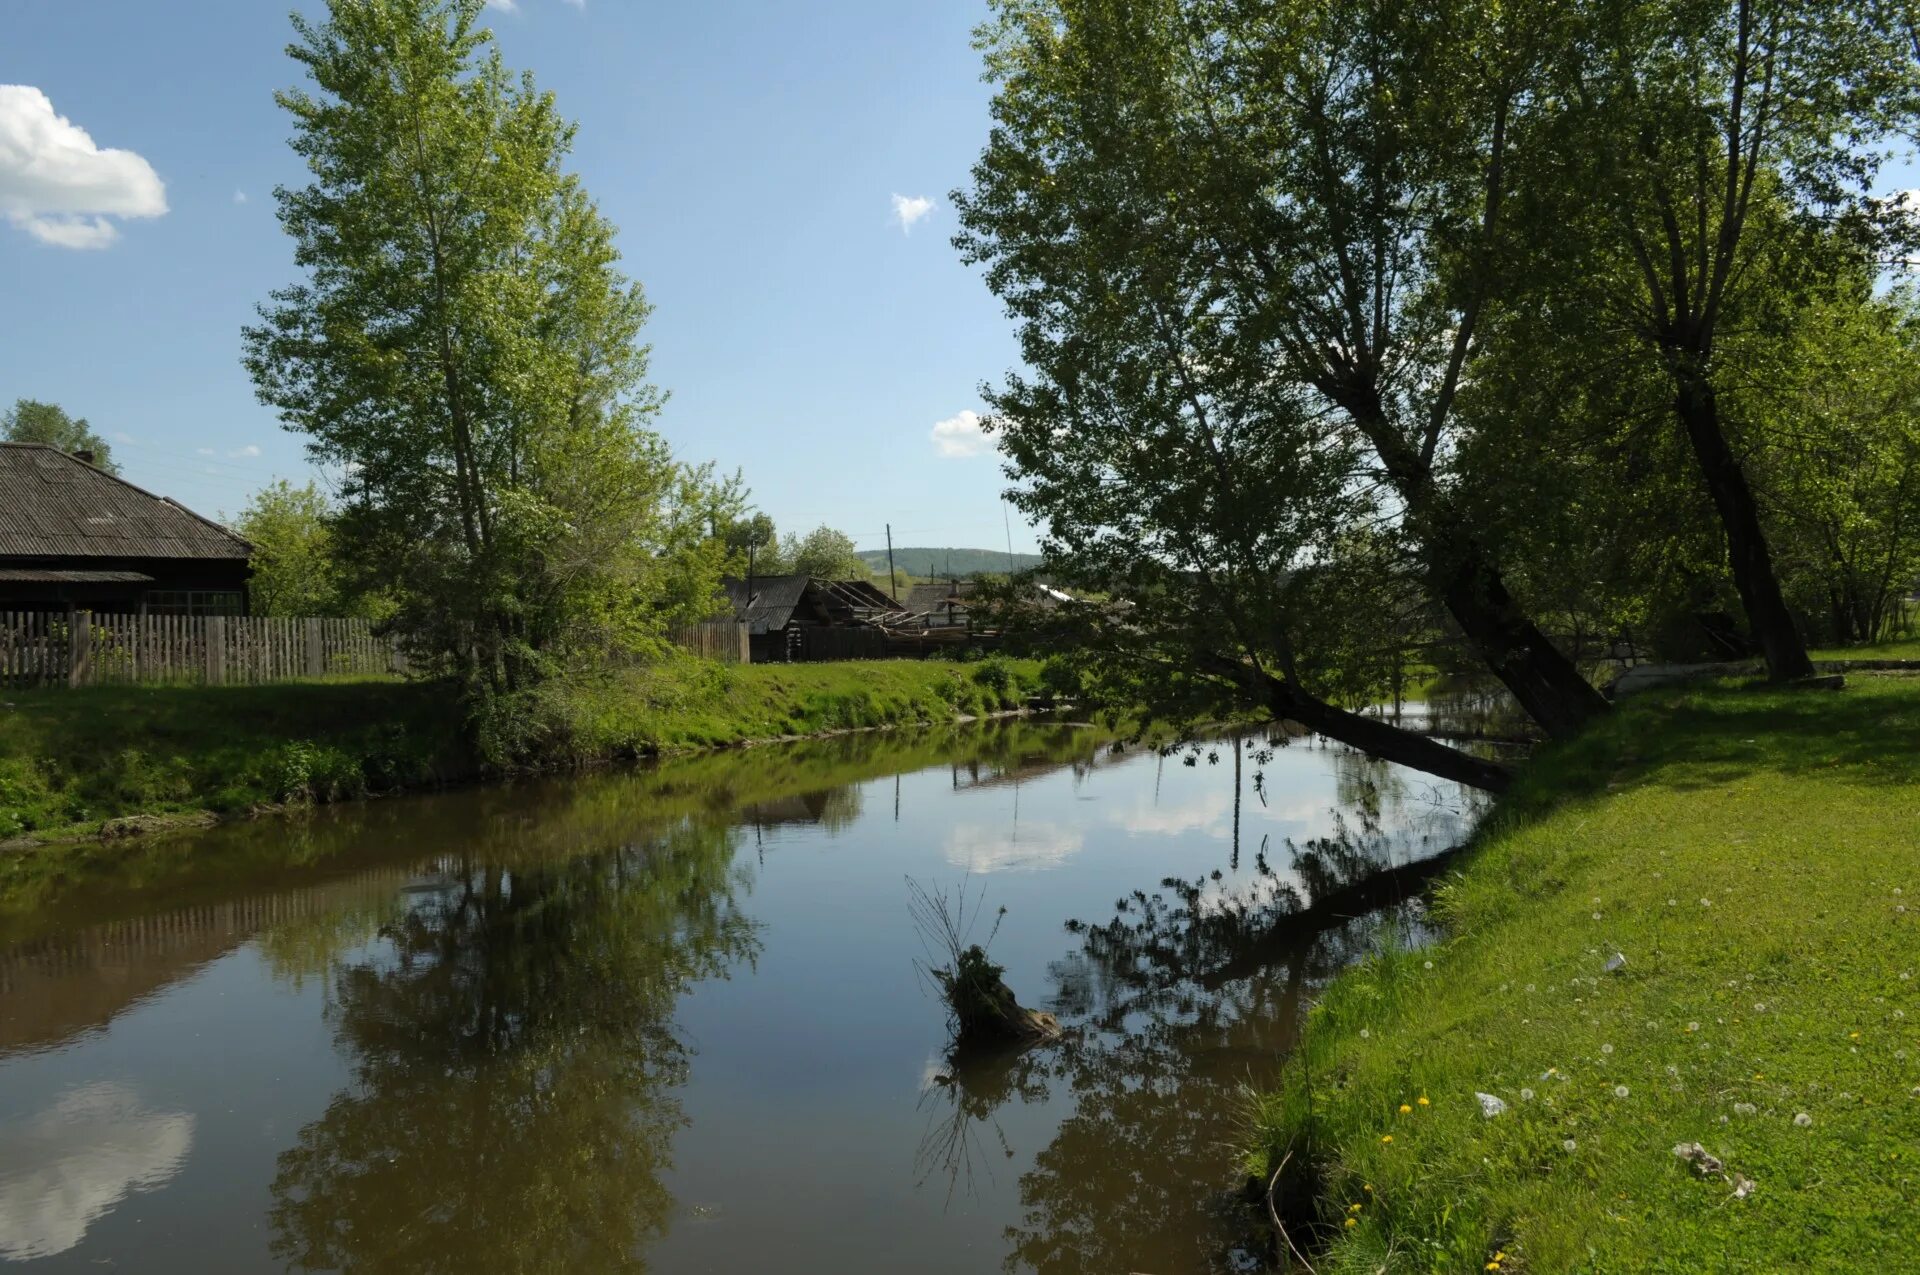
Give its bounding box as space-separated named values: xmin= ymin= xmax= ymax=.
xmin=1601 ymin=1043 xmax=1614 ymax=1054
xmin=1563 ymin=1139 xmax=1578 ymax=1152
xmin=1613 ymin=1085 xmax=1630 ymax=1098
xmin=1793 ymin=1112 xmax=1812 ymax=1127
xmin=1520 ymin=1088 xmax=1535 ymax=1101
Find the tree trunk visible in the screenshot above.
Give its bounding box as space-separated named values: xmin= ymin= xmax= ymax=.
xmin=1428 ymin=547 xmax=1613 ymax=741
xmin=1344 ymin=391 xmax=1609 ymax=742
xmin=1672 ymin=373 xmax=1815 ymax=681
xmin=1260 ymin=673 xmax=1514 ymax=794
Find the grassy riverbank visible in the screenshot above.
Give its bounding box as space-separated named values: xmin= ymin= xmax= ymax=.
xmin=1250 ymin=677 xmax=1920 ymax=1273
xmin=0 ymin=657 xmax=1040 ymax=843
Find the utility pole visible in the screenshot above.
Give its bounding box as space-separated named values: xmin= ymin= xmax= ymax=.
xmin=885 ymin=522 xmax=898 ymax=602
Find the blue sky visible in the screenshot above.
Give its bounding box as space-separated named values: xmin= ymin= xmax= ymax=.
xmin=0 ymin=0 xmax=1036 ymax=554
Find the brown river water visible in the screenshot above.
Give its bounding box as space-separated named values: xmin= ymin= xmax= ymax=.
xmin=0 ymin=718 xmax=1480 ymax=1273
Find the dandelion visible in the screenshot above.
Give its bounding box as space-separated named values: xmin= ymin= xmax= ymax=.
xmin=1601 ymin=1043 xmax=1614 ymax=1055
xmin=1614 ymin=1085 xmax=1630 ymax=1098
xmin=1850 ymin=1031 xmax=1861 ymax=1040
xmin=1563 ymin=1139 xmax=1578 ymax=1152
xmin=1793 ymin=1112 xmax=1812 ymax=1127
xmin=1754 ymin=1003 xmax=1766 ymax=1012
xmin=1381 ymin=1134 xmax=1393 ymax=1144
xmin=1417 ymin=1096 xmax=1430 ymax=1107
xmin=1667 ymin=899 xmax=1678 ymax=907
xmin=1424 ymin=960 xmax=1434 ymax=970
xmin=1700 ymin=897 xmax=1712 ymax=908
xmin=1592 ymin=912 xmax=1602 ymax=921
xmin=1345 ymin=1217 xmax=1357 ymax=1229
xmin=1363 ymin=1184 xmax=1372 ymax=1193
xmin=1687 ymin=1022 xmax=1700 ymax=1032
xmin=1348 ymin=1202 xmax=1363 ymax=1214
xmin=1486 ymin=1265 xmax=1500 ymax=1272
xmin=1399 ymin=1103 xmax=1413 ymax=1114
xmin=1520 ymin=1088 xmax=1535 ymax=1101
xmin=1733 ymin=1102 xmax=1757 ymax=1116
xmin=1895 ymin=1010 xmax=1906 ymax=1020
xmin=1525 ymin=983 xmax=1536 ymax=993
xmin=1359 ymin=1029 xmax=1371 ymax=1039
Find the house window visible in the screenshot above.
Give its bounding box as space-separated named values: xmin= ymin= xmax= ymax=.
xmin=146 ymin=590 xmax=243 ymax=617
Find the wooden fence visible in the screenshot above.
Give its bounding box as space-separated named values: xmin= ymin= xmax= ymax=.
xmin=0 ymin=611 xmax=407 ymax=687
xmin=669 ymin=620 xmax=750 ymax=663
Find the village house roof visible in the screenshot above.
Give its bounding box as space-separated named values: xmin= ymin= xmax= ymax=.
xmin=0 ymin=444 xmax=252 ymax=562
xmin=722 ymin=574 xmax=905 ymax=632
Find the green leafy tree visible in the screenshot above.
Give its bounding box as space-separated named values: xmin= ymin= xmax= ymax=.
xmin=1 ymin=399 xmax=119 ymax=473
xmin=230 ymin=479 xmax=362 ymax=618
xmin=244 ymin=0 xmax=673 ymax=691
xmin=783 ymin=524 xmax=869 ymax=581
xmin=956 ymin=0 xmax=1615 ymax=759
xmin=1761 ymin=287 xmax=1920 ymax=645
xmin=1530 ymin=0 xmax=1920 ymax=679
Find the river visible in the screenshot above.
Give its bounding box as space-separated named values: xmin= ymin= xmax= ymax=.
xmin=0 ymin=718 xmax=1481 ymax=1273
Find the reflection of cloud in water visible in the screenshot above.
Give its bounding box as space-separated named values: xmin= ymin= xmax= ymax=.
xmin=1113 ymin=791 xmax=1326 ymax=838
xmin=944 ymin=822 xmax=1084 ymax=873
xmin=0 ymin=1082 xmax=194 ymax=1260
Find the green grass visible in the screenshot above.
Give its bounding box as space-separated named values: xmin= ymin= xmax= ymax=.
xmin=0 ymin=656 xmax=1042 ymax=842
xmin=1248 ymin=676 xmax=1920 ymax=1274
xmin=1811 ymin=635 xmax=1920 ymax=662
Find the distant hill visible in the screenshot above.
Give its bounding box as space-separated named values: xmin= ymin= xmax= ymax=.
xmin=857 ymin=546 xmax=1045 ymax=578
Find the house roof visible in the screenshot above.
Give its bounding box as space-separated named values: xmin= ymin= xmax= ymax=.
xmin=905 ymin=582 xmax=976 ymax=611
xmin=723 ymin=573 xmax=815 ymax=631
xmin=0 ymin=444 xmax=252 ymax=562
xmin=721 ymin=574 xmax=906 ymax=632
xmin=0 ymin=569 xmax=157 ymax=584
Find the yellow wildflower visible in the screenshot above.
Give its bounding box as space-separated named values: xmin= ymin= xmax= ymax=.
xmin=1381 ymin=1134 xmax=1393 ymax=1144
xmin=1417 ymin=1096 xmax=1430 ymax=1107
xmin=1399 ymin=1103 xmax=1413 ymax=1114
xmin=1345 ymin=1217 xmax=1357 ymax=1229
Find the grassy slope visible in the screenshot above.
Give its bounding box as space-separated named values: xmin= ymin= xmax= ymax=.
xmin=0 ymin=657 xmax=1039 ymax=840
xmin=1250 ymin=677 xmax=1920 ymax=1274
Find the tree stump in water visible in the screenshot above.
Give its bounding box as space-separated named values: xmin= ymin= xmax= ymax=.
xmin=936 ymin=944 xmax=1062 ymax=1046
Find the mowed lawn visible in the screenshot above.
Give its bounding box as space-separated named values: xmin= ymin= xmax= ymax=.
xmin=1249 ymin=676 xmax=1920 ymax=1273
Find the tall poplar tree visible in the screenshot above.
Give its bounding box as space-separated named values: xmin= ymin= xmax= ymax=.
xmin=245 ymin=0 xmax=671 ymax=690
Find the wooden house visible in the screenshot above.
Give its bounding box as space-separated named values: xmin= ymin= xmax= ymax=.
xmin=721 ymin=574 xmax=905 ymax=662
xmin=0 ymin=444 xmax=253 ymax=614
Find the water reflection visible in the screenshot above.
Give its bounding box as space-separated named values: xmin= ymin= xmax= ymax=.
xmin=0 ymin=715 xmax=1485 ymax=1274
xmin=0 ymin=1083 xmax=193 ymax=1261
xmin=918 ymin=734 xmax=1479 ymax=1274
xmin=268 ymin=819 xmax=760 ymax=1274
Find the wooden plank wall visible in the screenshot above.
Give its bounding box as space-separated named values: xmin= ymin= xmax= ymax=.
xmin=0 ymin=612 xmax=407 ymax=687
xmin=669 ymin=620 xmax=750 ymax=664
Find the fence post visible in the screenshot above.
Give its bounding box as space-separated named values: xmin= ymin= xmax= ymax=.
xmin=305 ymin=617 xmax=324 ymax=678
xmin=205 ymin=616 xmax=226 ymax=686
xmin=67 ymin=608 xmax=90 ymax=687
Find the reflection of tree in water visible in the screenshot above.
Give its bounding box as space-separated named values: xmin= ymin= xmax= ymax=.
xmin=269 ymin=818 xmax=759 ymax=1275
xmin=920 ymin=768 xmax=1472 ymax=1275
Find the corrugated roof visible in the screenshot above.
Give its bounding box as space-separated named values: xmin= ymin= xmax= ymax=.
xmin=0 ymin=444 xmax=251 ymax=561
xmin=0 ymin=569 xmax=156 ymax=583
xmin=723 ymin=574 xmax=814 ymax=631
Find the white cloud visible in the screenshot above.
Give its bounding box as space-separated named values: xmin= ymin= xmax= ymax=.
xmin=930 ymin=409 xmax=991 ymax=459
xmin=228 ymin=444 xmax=261 ymax=458
xmin=0 ymin=86 xmax=167 ymax=249
xmin=943 ymin=822 xmax=1084 ymax=873
xmin=195 ymin=447 xmax=214 ymax=456
xmin=0 ymin=1084 xmax=194 ymax=1261
xmin=891 ymin=192 xmax=934 ymax=234
xmin=232 ymin=189 xmax=247 ymax=205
